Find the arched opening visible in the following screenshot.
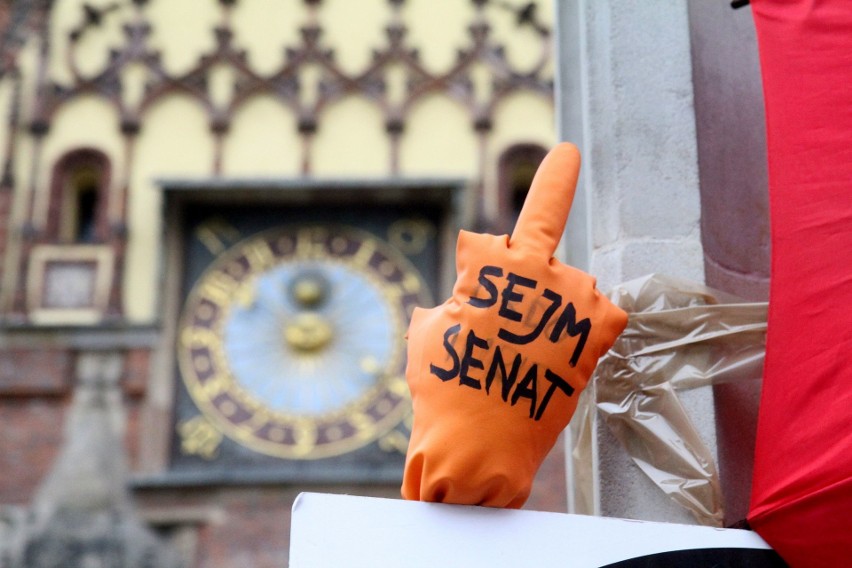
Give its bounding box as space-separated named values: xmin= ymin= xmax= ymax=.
xmin=47 ymin=148 xmax=111 ymax=243
xmin=497 ymin=143 xmax=548 ymax=227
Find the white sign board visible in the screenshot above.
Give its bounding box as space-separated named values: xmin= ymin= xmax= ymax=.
xmin=289 ymin=492 xmax=784 ymax=567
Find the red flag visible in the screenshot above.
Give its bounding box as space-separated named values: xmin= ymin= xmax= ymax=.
xmin=748 ymin=2 xmax=852 ymax=566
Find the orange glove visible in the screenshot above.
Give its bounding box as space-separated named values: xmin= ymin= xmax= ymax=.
xmin=401 ymin=143 xmax=628 ymax=508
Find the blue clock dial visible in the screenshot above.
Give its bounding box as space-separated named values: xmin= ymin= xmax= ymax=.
xmin=177 ymin=225 xmax=431 ymax=459
xmin=223 ymin=262 xmax=397 ymax=415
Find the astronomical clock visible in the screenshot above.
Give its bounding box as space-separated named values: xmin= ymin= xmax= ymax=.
xmin=168 ymin=197 xmax=447 ymax=482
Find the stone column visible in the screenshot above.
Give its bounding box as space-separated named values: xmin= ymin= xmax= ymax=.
xmin=687 ymin=0 xmax=768 ymax=527
xmin=556 ymin=0 xmax=711 ymax=524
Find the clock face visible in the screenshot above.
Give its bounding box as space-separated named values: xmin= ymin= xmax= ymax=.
xmin=177 ymin=224 xmax=432 ymax=460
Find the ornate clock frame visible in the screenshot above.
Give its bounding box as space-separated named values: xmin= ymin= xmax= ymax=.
xmin=140 ymin=179 xmax=462 ymax=485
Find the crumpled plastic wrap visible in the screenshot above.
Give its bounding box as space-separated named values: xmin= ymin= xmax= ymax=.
xmin=571 ymin=273 xmax=768 ymax=526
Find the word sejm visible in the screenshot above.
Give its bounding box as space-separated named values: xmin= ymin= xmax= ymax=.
xmin=429 ymin=265 xmax=593 ymax=421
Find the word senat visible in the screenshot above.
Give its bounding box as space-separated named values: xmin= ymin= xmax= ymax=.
xmin=429 ymin=265 xmax=593 ymax=421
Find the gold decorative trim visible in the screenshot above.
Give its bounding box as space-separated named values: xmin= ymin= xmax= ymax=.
xmin=388 ymin=219 xmax=436 ymax=255
xmin=177 ymin=415 xmax=223 ymax=460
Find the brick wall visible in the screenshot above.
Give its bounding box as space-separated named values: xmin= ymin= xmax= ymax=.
xmin=0 ymin=348 xmax=73 ymax=395
xmin=0 ymin=346 xmax=151 ymax=503
xmin=0 ymin=396 xmax=69 ymax=504
xmin=0 ymin=346 xmax=72 ymax=503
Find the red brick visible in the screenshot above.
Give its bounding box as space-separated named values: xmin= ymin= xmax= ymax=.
xmin=123 ymin=348 xmax=150 ymax=396
xmin=0 ymin=349 xmax=72 ymax=395
xmin=0 ymin=397 xmax=70 ymax=504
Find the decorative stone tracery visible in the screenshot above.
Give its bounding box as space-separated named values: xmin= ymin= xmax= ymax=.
xmin=0 ymin=0 xmax=553 ymax=321
xmin=36 ymin=0 xmax=552 ymax=174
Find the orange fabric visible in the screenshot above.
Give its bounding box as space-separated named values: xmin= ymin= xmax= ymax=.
xmin=401 ymin=143 xmax=628 ymax=508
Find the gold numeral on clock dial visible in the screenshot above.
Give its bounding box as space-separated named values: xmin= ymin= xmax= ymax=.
xmin=194 ymin=218 xmax=241 ymax=255
xmin=386 ymin=375 xmax=409 ymax=397
xmin=248 ymin=407 xmax=272 ymax=430
xmin=296 ymin=228 xmax=327 ymax=258
xmin=353 ymin=238 xmax=377 ymax=267
xmin=402 ymin=272 xmax=422 ymax=293
xmin=349 ymin=410 xmax=376 ymax=441
xmin=293 ymin=420 xmax=318 ymax=456
xmin=243 ymin=240 xmax=276 ymax=271
xmin=199 ymin=373 xmax=229 ymax=398
xmin=199 ymin=271 xmax=239 ymax=305
xmin=383 ymin=282 xmax=404 ymax=303
xmin=180 ymin=326 xmax=218 ymax=348
xmin=378 ymin=430 xmax=409 ymax=455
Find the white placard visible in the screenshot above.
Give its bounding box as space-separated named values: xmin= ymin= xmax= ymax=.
xmin=289 ymin=492 xmax=780 ymax=567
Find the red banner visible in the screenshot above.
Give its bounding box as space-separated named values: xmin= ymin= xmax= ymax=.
xmin=748 ymin=2 xmax=852 ymax=566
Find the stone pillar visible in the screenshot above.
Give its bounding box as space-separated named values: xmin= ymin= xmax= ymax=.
xmin=687 ymin=0 xmax=768 ymax=526
xmin=556 ymin=0 xmax=711 ymax=524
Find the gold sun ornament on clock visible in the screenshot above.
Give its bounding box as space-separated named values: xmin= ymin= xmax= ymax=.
xmin=177 ymin=225 xmax=432 ymax=460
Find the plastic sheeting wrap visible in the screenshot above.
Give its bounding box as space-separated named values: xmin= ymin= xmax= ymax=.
xmin=570 ymin=274 xmax=768 ymax=526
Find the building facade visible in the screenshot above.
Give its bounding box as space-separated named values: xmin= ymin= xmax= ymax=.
xmin=0 ymin=1 xmax=558 ymax=566
xmin=0 ymin=0 xmax=777 ymax=566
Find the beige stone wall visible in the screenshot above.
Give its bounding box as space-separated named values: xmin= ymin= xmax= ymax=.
xmin=1 ymin=0 xmax=555 ymax=322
